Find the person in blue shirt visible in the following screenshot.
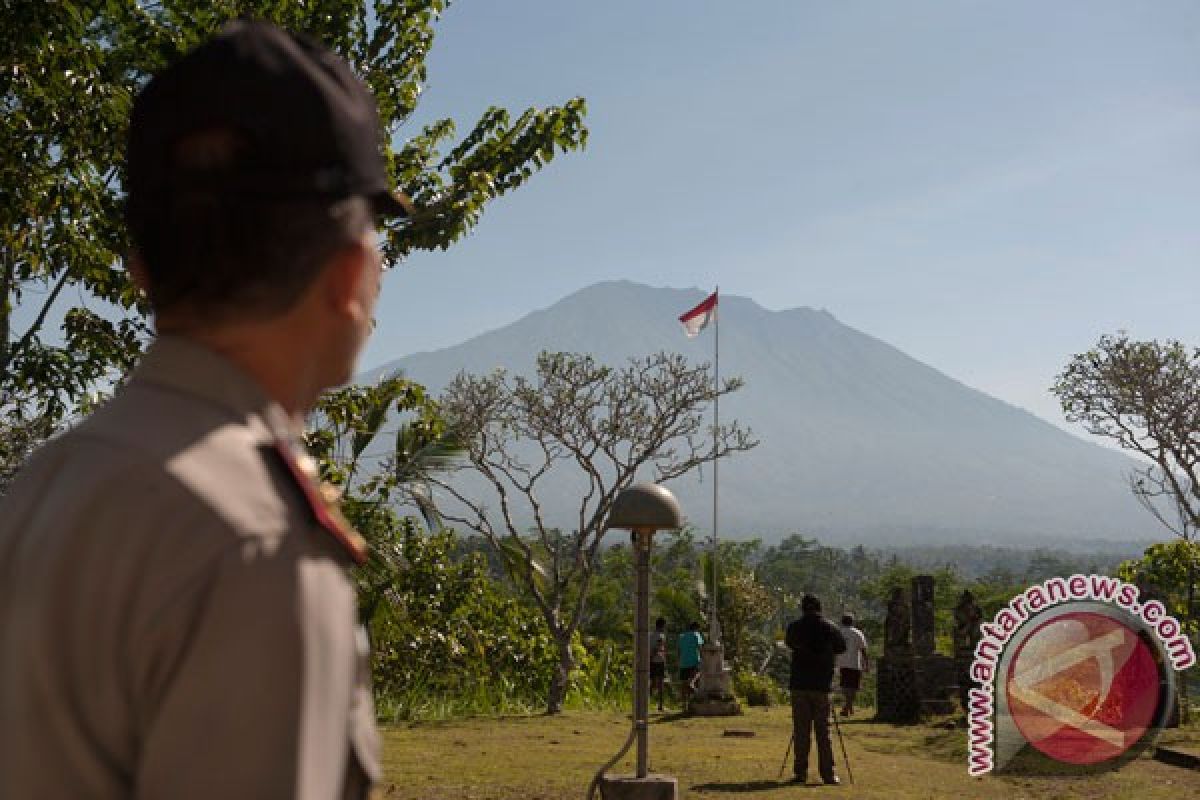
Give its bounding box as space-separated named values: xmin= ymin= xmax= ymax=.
xmin=678 ymin=621 xmax=705 ymax=708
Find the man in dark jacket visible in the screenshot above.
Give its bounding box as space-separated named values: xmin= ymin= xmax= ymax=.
xmin=785 ymin=594 xmax=847 ymax=785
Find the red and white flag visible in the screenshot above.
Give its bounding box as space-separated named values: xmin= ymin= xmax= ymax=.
xmin=679 ymin=291 xmax=718 ymax=337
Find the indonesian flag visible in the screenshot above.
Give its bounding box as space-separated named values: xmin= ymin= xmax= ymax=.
xmin=679 ymin=291 xmax=718 ymax=337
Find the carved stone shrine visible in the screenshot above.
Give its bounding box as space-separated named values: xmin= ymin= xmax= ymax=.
xmin=875 ymin=576 xmax=960 ymax=722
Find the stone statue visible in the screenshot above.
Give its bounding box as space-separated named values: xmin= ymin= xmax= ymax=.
xmin=911 ymin=575 xmax=936 ymax=656
xmin=952 ymin=590 xmax=983 ymax=661
xmin=884 ymin=586 xmax=911 ymax=656
xmin=953 ymin=589 xmax=984 ymax=712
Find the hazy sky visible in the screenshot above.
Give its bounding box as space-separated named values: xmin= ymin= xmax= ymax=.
xmin=365 ymin=2 xmax=1200 ymax=432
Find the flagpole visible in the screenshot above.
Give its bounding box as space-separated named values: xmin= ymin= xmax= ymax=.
xmin=711 ymin=286 xmax=720 ymax=646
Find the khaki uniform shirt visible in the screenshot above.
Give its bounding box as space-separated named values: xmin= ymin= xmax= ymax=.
xmin=0 ymin=336 xmax=380 ymax=799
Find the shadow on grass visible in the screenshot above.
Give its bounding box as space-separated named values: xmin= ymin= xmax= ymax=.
xmin=691 ymin=779 xmax=811 ymax=792
xmin=649 ymin=711 xmax=692 ymax=724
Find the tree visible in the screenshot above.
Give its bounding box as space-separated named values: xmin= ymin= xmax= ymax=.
xmin=432 ymin=350 xmax=758 ymax=713
xmin=712 ymin=561 xmax=774 ymax=671
xmin=2 ymin=1 xmax=586 ymax=428
xmin=0 ymin=413 xmax=57 ymax=497
xmin=1052 ymin=334 xmax=1200 ymax=541
xmin=366 ymin=520 xmax=558 ymax=718
xmin=304 ymin=373 xmax=462 ymax=630
xmin=303 ymin=374 xmax=563 ymax=715
xmin=1117 ymin=540 xmax=1200 ymax=720
xmin=1052 ymin=333 xmax=1199 ymax=716
xmin=1118 ymin=540 xmax=1200 ymax=632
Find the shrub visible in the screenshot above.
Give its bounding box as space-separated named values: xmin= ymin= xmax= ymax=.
xmin=365 ymin=522 xmax=558 ymax=714
xmin=734 ymin=669 xmax=780 ymax=707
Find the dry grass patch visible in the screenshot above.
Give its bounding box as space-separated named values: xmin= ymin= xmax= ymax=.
xmin=379 ymin=707 xmax=1200 ymax=799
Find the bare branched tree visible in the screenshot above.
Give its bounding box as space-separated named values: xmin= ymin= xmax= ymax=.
xmin=432 ymin=350 xmax=758 ymax=713
xmin=1053 ymin=333 xmax=1200 ymax=541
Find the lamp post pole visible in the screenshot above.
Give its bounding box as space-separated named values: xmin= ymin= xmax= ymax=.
xmin=633 ymin=527 xmax=652 ymax=777
xmin=588 ymin=483 xmax=683 ymax=800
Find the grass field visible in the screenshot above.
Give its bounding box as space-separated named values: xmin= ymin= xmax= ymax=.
xmin=378 ymin=706 xmax=1200 ymax=799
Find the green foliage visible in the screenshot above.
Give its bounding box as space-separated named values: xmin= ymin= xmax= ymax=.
xmin=758 ymin=536 xmax=888 ymax=642
xmin=0 ymin=412 xmax=57 ymax=497
xmin=307 ymin=373 xmax=458 ymax=500
xmin=1117 ymin=539 xmax=1199 ymax=632
xmin=368 ymin=516 xmax=1135 ymax=718
xmin=2 ymin=1 xmax=586 ymax=428
xmin=564 ymin=638 xmax=632 ymax=711
xmin=712 ymin=556 xmax=774 ymax=670
xmin=304 ymin=371 xmax=548 ymax=716
xmin=732 ymin=669 xmax=780 ymax=707
xmin=367 ymin=521 xmax=558 ymax=714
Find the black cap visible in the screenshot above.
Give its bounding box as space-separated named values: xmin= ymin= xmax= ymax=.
xmin=127 ymin=20 xmax=413 ymax=221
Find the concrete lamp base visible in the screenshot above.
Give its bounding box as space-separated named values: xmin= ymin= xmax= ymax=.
xmin=598 ymin=774 xmax=679 ymax=800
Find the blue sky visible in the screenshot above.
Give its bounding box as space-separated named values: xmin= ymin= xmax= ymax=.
xmin=367 ymin=1 xmax=1200 ymax=431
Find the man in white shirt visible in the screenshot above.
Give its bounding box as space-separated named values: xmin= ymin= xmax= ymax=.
xmin=837 ymin=613 xmax=870 ymax=716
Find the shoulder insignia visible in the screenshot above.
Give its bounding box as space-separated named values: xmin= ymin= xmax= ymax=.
xmin=272 ymin=441 xmax=368 ymax=565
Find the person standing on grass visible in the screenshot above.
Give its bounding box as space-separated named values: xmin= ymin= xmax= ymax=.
xmin=837 ymin=613 xmax=870 ymax=716
xmin=0 ymin=21 xmax=413 ymax=799
xmin=650 ymin=617 xmax=668 ymax=711
xmin=785 ymin=594 xmax=847 ymax=786
xmin=678 ymin=621 xmax=705 ymax=708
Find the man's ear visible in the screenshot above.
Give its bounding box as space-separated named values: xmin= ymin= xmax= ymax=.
xmin=128 ymin=252 xmax=151 ymax=297
xmin=322 ymin=240 xmax=372 ymax=321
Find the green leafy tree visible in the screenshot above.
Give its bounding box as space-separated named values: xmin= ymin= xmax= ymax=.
xmin=714 ymin=564 xmax=774 ymax=671
xmin=304 ymin=374 xmax=561 ymax=712
xmin=1117 ymin=540 xmax=1200 ymax=627
xmin=2 ymin=1 xmax=586 ymax=431
xmin=1118 ymin=540 xmax=1199 ymax=719
xmin=0 ymin=413 xmax=57 ymax=497
xmin=304 ymin=373 xmax=461 ymax=628
xmin=368 ymin=520 xmax=558 ymax=717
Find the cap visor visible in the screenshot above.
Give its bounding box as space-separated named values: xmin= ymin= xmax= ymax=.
xmin=372 ymin=189 xmax=415 ymax=218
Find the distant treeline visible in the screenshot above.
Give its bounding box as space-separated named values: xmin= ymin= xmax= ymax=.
xmin=369 ymin=527 xmax=1154 ymax=720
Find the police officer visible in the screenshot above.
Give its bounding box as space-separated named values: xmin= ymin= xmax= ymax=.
xmin=0 ymin=21 xmax=412 ymax=799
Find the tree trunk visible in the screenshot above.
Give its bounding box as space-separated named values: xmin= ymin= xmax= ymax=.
xmin=1184 ymin=563 xmax=1195 ymax=724
xmin=546 ymin=634 xmax=574 ymax=714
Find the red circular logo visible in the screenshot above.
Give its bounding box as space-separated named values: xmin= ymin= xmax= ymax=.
xmin=1005 ymin=611 xmax=1159 ymax=765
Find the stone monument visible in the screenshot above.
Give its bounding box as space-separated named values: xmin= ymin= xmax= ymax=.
xmin=912 ymin=575 xmax=936 ymax=656
xmin=884 ymin=586 xmax=912 ymax=655
xmin=952 ymin=590 xmax=983 ymax=712
xmin=911 ymin=576 xmax=957 ymax=715
xmin=876 ymin=576 xmax=960 ymax=721
xmin=688 ymin=640 xmax=740 ymax=716
xmin=876 ymin=586 xmax=919 ymax=722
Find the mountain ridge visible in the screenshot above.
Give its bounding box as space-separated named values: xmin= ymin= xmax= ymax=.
xmin=364 ymin=281 xmax=1154 ymax=546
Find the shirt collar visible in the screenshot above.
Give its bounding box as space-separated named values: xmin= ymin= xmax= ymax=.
xmin=131 ymin=334 xmax=298 ymax=443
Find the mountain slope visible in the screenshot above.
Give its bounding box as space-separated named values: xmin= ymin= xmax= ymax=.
xmin=365 ymin=281 xmax=1153 ymax=545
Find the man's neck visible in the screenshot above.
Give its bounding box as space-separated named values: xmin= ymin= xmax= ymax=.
xmin=156 ymin=319 xmax=324 ymax=416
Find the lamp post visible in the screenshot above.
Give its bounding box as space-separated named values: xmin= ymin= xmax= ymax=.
xmin=588 ymin=483 xmax=682 ymax=800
